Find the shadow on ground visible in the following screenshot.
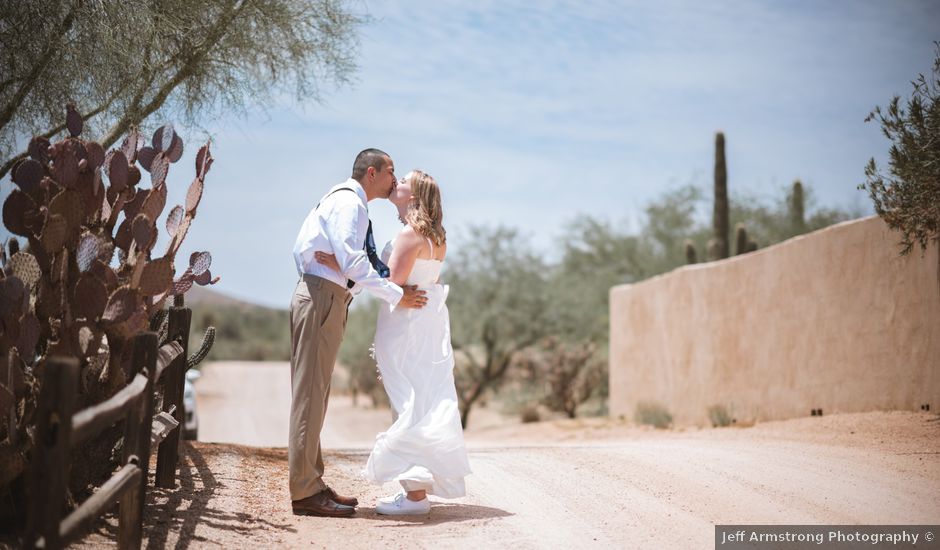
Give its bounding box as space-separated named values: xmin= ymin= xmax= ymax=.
xmin=84 ymin=442 xmax=297 ymax=549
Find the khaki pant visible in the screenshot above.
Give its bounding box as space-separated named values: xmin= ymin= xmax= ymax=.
xmin=288 ymin=275 xmax=352 ymax=501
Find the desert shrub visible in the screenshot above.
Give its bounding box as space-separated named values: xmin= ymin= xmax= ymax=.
xmin=635 ymin=401 xmax=673 ymax=429
xmin=707 ymin=404 xmax=732 ymax=427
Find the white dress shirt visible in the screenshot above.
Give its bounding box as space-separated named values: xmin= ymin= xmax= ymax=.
xmin=292 ymin=179 xmax=403 ymax=306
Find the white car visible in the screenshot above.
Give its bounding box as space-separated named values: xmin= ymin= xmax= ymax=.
xmin=183 ymin=369 xmax=200 ymax=440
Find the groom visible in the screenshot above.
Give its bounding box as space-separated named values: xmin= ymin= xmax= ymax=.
xmin=289 ymin=148 xmax=427 ymax=517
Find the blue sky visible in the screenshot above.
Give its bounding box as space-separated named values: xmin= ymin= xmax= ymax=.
xmin=2 ymin=1 xmax=938 ymax=308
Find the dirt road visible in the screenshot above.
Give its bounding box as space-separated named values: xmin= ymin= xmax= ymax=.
xmin=77 ymin=361 xmax=940 ymax=549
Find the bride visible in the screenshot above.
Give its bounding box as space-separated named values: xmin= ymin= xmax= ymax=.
xmin=316 ymin=169 xmax=471 ymax=516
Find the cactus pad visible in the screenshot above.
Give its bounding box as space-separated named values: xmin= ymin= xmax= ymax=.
xmin=111 ymin=308 xmax=150 ymax=341
xmin=150 ymin=152 xmax=170 ymax=187
xmin=167 ymin=133 xmax=184 ymax=163
xmin=9 ymin=252 xmax=41 ymax=289
xmin=132 ymin=213 xmax=155 ymax=250
xmin=51 ymin=145 xmax=79 ymax=188
xmin=152 ymin=124 xmax=173 ymax=152
xmin=114 ymin=217 xmax=133 ymax=251
xmin=139 ymin=256 xmax=174 ymax=296
xmin=123 ymin=188 xmax=148 ymax=220
xmin=171 ymin=268 xmax=194 ymax=295
xmin=142 ymin=183 xmax=167 ymax=222
xmin=127 ymin=165 xmax=142 ymax=187
xmin=186 ymin=178 xmax=203 ymax=214
xmin=85 ymin=142 xmax=105 ymax=169
xmin=166 ymin=205 xmax=184 ymax=236
xmin=40 ymin=215 xmax=68 ymax=253
xmin=83 ymin=169 xmax=105 ymax=218
xmin=15 ymin=312 xmax=40 ymax=357
xmin=28 ymin=136 xmax=50 ymax=164
xmin=189 ymin=251 xmax=211 ymax=276
xmin=49 ymin=189 xmax=85 ymax=233
xmin=195 ymin=143 xmax=213 ymax=180
xmin=170 ymin=215 xmax=192 ymax=255
xmin=3 ymin=191 xmax=36 ymax=237
xmin=0 ymin=276 xmax=25 ymax=319
xmin=73 ymin=274 xmax=109 ymax=320
xmin=137 ymin=146 xmax=156 ymax=172
xmin=77 ymin=233 xmax=102 ymax=273
xmin=90 ymin=260 xmax=119 ymax=292
xmin=66 ymin=104 xmax=83 ymax=137
xmin=107 ymin=150 xmax=129 ymax=191
xmin=102 ymin=286 xmax=139 ymax=324
xmin=194 ymin=269 xmax=218 ymax=286
xmin=121 ymin=129 xmax=141 ymax=164
xmin=12 ymin=159 xmax=43 ymax=194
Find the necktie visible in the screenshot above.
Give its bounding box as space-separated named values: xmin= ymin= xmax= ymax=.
xmin=347 ymin=219 xmax=390 ymax=288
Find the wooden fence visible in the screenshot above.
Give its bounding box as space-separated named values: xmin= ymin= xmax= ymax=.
xmin=25 ymin=306 xmax=193 ymax=549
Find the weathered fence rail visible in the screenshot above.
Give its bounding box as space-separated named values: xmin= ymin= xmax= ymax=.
xmin=25 ymin=306 xmax=193 ymax=549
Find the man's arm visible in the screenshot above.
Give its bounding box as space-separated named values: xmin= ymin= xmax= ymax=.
xmin=325 ymin=196 xmax=404 ymax=305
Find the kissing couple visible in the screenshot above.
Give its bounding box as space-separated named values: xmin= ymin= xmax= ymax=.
xmin=288 ymin=148 xmax=472 ymax=517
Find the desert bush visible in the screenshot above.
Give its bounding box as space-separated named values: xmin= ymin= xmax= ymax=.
xmin=513 ymin=337 xmax=603 ymax=419
xmin=520 ymin=405 xmax=540 ymax=423
xmin=860 ymin=42 xmax=940 ymax=255
xmin=446 ymin=226 xmax=551 ymax=427
xmin=189 ymin=302 xmax=289 ymax=361
xmin=635 ymin=401 xmax=673 ymax=429
xmin=707 ymin=404 xmax=733 ymax=427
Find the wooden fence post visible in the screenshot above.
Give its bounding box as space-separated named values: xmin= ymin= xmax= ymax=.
xmin=118 ymin=332 xmax=157 ymax=549
xmin=26 ymin=357 xmax=79 ymax=550
xmin=155 ymin=307 xmax=191 ymax=488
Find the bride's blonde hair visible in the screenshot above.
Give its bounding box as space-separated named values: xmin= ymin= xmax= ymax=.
xmin=404 ymin=170 xmax=446 ymax=247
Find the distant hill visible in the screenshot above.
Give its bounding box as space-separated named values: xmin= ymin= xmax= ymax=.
xmin=182 ymin=286 xmax=290 ymax=362
xmin=183 ymin=285 xmax=283 ymax=310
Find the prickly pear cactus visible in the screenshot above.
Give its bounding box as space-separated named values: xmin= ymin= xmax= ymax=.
xmin=0 ymin=104 xmax=220 ymax=490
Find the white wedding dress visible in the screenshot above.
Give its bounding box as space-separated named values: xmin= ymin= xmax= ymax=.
xmin=362 ymin=239 xmax=471 ymax=498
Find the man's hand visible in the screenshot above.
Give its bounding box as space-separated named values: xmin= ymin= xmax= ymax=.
xmin=398 ymin=285 xmax=428 ymax=309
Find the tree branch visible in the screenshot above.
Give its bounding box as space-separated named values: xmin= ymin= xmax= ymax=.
xmin=0 ymin=2 xmax=80 ymax=134
xmin=99 ymin=0 xmax=252 ymax=149
xmin=0 ymin=86 xmax=128 ymax=180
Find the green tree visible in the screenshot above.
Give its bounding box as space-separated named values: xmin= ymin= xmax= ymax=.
xmin=0 ymin=0 xmax=363 ymax=178
xmin=445 ymin=226 xmax=551 ymax=427
xmin=860 ymin=42 xmax=940 ymax=255
xmin=726 ymin=183 xmax=854 ymax=249
xmin=337 ymin=298 xmax=387 ymax=407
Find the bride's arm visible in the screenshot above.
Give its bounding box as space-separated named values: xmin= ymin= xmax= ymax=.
xmin=387 ymin=226 xmax=423 ymax=286
xmin=314 ymin=226 xmax=423 ymax=285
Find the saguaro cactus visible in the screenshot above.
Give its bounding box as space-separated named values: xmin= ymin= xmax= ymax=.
xmin=735 ymin=223 xmax=748 ymax=256
xmin=713 ymin=132 xmax=729 ymax=260
xmin=684 ymin=240 xmax=697 ymax=264
xmin=789 ymin=179 xmax=805 ymax=234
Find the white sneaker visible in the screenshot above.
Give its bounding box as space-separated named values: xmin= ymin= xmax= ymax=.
xmin=377 ymin=492 xmax=404 ymax=504
xmin=375 ymin=493 xmax=430 ymax=515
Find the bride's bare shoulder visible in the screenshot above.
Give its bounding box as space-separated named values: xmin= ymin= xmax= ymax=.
xmin=393 ymin=224 xmax=422 ymax=249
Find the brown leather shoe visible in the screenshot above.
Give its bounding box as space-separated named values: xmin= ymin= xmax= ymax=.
xmin=292 ymin=490 xmax=356 ymax=517
xmin=326 ymin=487 xmax=359 ymax=507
